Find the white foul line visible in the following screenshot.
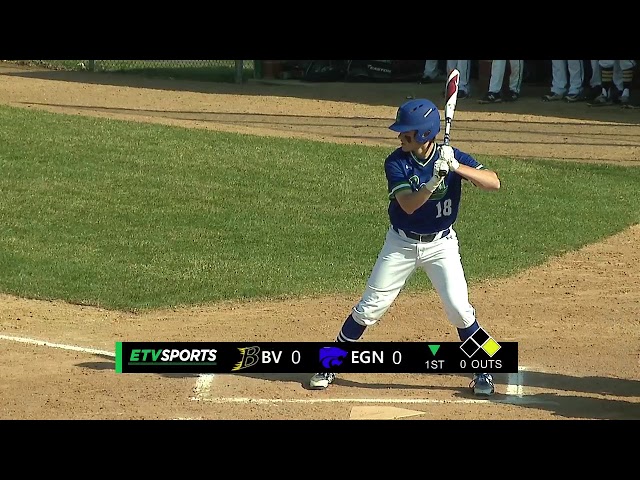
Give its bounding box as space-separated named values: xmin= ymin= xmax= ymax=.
xmin=0 ymin=334 xmax=115 ymax=357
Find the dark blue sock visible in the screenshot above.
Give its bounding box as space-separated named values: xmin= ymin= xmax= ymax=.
xmin=336 ymin=314 xmax=366 ymax=342
xmin=457 ymin=320 xmax=480 ymax=341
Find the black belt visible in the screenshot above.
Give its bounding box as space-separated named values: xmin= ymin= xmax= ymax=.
xmin=393 ymin=226 xmax=450 ymax=242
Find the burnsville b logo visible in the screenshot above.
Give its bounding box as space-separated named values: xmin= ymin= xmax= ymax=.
xmin=232 ymin=346 xmax=261 ymax=371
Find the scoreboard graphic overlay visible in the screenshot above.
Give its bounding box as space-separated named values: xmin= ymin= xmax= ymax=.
xmin=116 ymin=330 xmax=517 ymax=374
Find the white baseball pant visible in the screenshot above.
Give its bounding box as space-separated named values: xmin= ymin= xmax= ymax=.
xmin=423 ymin=60 xmax=440 ymax=79
xmin=590 ymin=60 xmax=630 ymax=91
xmin=550 ymin=60 xmax=585 ymax=96
xmin=488 ymin=60 xmax=524 ymax=94
xmin=351 ymin=226 xmax=476 ymax=329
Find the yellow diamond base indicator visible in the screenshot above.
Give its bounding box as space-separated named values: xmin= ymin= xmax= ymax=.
xmin=482 ymin=338 xmax=501 ymax=357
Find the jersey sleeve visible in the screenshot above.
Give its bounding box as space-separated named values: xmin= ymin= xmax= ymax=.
xmin=385 ymin=158 xmax=411 ymax=200
xmin=454 ymin=148 xmax=486 ymax=170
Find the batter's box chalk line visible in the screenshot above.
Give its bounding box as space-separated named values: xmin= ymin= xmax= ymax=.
xmin=191 ymin=367 xmax=535 ymax=405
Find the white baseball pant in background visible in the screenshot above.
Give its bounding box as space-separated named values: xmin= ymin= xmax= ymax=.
xmin=590 ymin=60 xmax=635 ymax=92
xmin=423 ymin=60 xmax=440 ymax=79
xmin=488 ymin=60 xmax=524 ymax=94
xmin=550 ymin=60 xmax=585 ymax=96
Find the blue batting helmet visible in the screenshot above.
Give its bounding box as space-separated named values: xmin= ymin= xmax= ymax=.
xmin=389 ymin=98 xmax=440 ymax=143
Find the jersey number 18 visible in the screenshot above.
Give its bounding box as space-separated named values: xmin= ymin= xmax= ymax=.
xmin=435 ymin=199 xmax=453 ymax=218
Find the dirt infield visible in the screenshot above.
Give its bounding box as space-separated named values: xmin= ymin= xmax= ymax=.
xmin=0 ymin=62 xmax=638 ymax=420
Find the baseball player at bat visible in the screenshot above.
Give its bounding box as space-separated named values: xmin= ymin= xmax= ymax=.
xmin=310 ymin=98 xmax=502 ymax=396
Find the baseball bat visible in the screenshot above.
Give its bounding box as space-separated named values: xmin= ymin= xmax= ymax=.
xmin=439 ymin=68 xmax=460 ymax=177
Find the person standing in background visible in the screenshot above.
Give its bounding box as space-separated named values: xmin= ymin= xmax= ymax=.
xmin=478 ymin=60 xmax=524 ymax=103
xmin=420 ymin=60 xmax=445 ymax=83
xmin=587 ymin=60 xmax=630 ymax=105
xmin=542 ymin=60 xmax=585 ymax=102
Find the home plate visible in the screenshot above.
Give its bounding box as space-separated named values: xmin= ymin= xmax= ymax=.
xmin=349 ymin=406 xmax=426 ymax=420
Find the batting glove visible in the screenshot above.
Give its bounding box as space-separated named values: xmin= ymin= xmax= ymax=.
xmin=438 ymin=145 xmax=460 ymax=171
xmin=434 ymin=156 xmax=449 ymax=178
xmin=421 ymin=173 xmax=444 ymax=193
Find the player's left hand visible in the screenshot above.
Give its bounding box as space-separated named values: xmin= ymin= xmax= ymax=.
xmin=434 ymin=156 xmax=449 ymax=177
xmin=439 ymin=145 xmax=460 ymax=171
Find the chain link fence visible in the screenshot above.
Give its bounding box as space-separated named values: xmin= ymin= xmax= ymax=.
xmin=5 ymin=60 xmax=256 ymax=83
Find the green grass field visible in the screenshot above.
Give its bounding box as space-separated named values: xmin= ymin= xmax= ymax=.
xmin=11 ymin=60 xmax=255 ymax=83
xmin=0 ymin=104 xmax=638 ymax=311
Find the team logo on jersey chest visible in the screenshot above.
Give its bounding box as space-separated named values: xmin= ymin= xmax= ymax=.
xmin=429 ymin=181 xmax=448 ymax=200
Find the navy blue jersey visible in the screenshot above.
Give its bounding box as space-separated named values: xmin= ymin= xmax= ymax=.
xmin=385 ymin=144 xmax=485 ymax=234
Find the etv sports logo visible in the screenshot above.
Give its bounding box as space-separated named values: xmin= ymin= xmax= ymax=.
xmin=460 ymin=328 xmax=501 ymax=358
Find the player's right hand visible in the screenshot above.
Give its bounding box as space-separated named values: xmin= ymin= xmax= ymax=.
xmin=438 ymin=145 xmax=460 ymax=171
